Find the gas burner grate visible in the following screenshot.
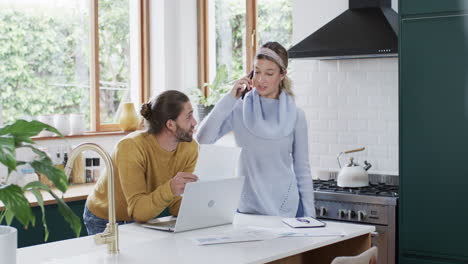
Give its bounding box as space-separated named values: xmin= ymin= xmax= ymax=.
xmin=313 ymin=179 xmax=399 ymax=197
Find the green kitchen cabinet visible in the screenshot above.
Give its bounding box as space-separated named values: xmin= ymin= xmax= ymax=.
xmin=400 ymin=0 xmax=468 ymax=16
xmin=10 ymin=199 xmax=171 ymax=248
xmin=11 ymin=200 xmax=88 ymax=248
xmin=399 ymin=11 xmax=468 ymax=264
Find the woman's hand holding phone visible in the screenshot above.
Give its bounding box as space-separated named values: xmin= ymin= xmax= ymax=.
xmin=231 ymin=71 xmax=253 ymax=99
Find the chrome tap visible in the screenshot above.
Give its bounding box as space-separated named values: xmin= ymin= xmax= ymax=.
xmin=65 ymin=143 xmax=119 ymax=254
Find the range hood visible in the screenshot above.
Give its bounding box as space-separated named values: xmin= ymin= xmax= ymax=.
xmin=288 ymin=0 xmax=398 ymax=60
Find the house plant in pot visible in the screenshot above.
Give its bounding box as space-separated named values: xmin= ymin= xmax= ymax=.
xmin=0 ymin=119 xmax=81 ymax=263
xmin=190 ymin=64 xmax=231 ymax=122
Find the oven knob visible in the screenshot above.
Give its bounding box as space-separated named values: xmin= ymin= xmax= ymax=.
xmin=347 ymin=210 xmax=356 ymax=220
xmin=320 ymin=207 xmax=327 ymax=217
xmin=338 ymin=209 xmax=346 ymax=219
xmin=357 ymin=210 xmax=367 ymax=221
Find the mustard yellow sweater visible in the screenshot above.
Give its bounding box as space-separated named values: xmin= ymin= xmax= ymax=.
xmin=87 ymin=131 xmax=198 ymax=222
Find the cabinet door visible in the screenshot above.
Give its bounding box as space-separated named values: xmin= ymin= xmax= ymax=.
xmin=400 ymin=14 xmax=468 ymax=261
xmin=400 ymin=0 xmax=468 ymax=16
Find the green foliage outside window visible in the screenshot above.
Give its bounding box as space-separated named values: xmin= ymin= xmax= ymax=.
xmin=213 ymin=0 xmax=292 ymax=82
xmin=0 ymin=0 xmax=130 ymax=126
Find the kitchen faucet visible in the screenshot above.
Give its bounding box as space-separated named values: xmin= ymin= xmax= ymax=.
xmin=64 ymin=143 xmax=119 ymax=254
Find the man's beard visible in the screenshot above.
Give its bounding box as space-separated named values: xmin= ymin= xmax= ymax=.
xmin=175 ymin=124 xmax=193 ymax=142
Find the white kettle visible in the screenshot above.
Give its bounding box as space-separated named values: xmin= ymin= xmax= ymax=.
xmin=337 ymin=147 xmax=372 ymax=188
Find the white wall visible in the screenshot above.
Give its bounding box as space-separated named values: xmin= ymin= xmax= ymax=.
xmin=150 ymin=0 xmax=198 ymax=98
xmin=291 ymin=0 xmax=399 ymax=175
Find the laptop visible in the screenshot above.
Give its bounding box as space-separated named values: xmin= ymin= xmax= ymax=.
xmin=141 ymin=177 xmax=244 ymax=232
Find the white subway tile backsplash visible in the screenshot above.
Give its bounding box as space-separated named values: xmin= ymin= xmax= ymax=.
xmin=310 ymin=72 xmax=329 ymax=84
xmin=348 ymin=120 xmax=368 ymax=131
xmin=368 ymin=120 xmax=387 ymax=131
xmin=338 ymin=60 xmax=359 ymax=72
xmin=367 ymin=72 xmax=389 ymax=82
xmin=310 ymin=120 xmax=328 ymax=131
xmin=310 ymin=154 xmax=321 ymax=167
xmin=338 ymin=84 xmax=358 ymax=96
xmin=379 ymin=58 xmax=398 ymax=71
xmin=358 ymin=134 xmax=379 ymax=145
xmin=311 ymin=143 xmax=330 ymax=153
xmin=379 ymin=81 xmax=398 ymax=97
xmin=319 ymin=60 xmax=338 ymax=72
xmin=368 ymin=145 xmax=388 ymax=158
xmin=359 ymin=58 xmax=381 ymax=72
xmin=338 ymin=133 xmax=358 ymax=145
xmin=318 ymin=133 xmax=338 ymax=144
xmin=309 ymin=96 xmax=328 ymax=107
xmin=329 ymin=120 xmax=348 ymax=130
xmin=320 ymin=111 xmax=338 ymax=120
xmin=339 ymin=111 xmax=358 ymax=120
xmin=358 ymin=111 xmax=378 ymax=120
xmin=319 ymin=84 xmax=338 ymax=96
xmin=290 ymin=57 xmax=398 ymax=175
xmin=328 ymin=96 xmax=348 ymax=108
xmin=290 ymin=71 xmax=312 ymax=83
xmin=379 ymin=111 xmax=398 ymax=121
xmin=328 ymin=72 xmax=347 ymax=85
xmin=347 ymin=96 xmax=368 ymax=107
xmin=295 ymin=95 xmax=309 ymax=107
xmin=378 ymin=133 xmax=398 ymax=145
xmin=291 ymin=60 xmax=318 ymax=72
xmin=358 ymin=81 xmax=380 ymax=96
xmin=368 ymin=96 xmax=389 ymax=107
xmin=346 ymin=72 xmax=367 ymax=85
xmin=303 ymin=108 xmax=319 ymax=120
xmin=320 ymin=155 xmax=340 ymax=169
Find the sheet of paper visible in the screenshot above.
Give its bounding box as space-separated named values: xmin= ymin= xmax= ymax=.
xmin=282 ymin=217 xmax=326 ymax=228
xmin=193 ymin=144 xmax=241 ymax=182
xmin=190 ymin=228 xmax=279 ymax=245
xmin=249 ymin=226 xmax=347 ymax=238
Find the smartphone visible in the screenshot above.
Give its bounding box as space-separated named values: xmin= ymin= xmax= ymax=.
xmin=241 ymin=70 xmax=254 ymax=100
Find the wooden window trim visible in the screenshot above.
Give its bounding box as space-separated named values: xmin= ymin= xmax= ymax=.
xmin=197 ymin=0 xmax=209 ymax=98
xmin=246 ymin=0 xmax=257 ymax=74
xmin=198 ymin=0 xmax=258 ymax=95
xmin=90 ymin=0 xmax=150 ymax=133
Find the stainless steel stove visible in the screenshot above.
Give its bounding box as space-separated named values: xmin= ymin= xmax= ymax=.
xmin=313 ymin=175 xmax=398 ymax=264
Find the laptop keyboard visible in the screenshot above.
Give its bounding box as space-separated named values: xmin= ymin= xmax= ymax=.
xmin=145 ymin=219 xmax=176 ymax=228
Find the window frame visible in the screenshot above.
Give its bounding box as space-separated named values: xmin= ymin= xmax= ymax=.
xmin=90 ymin=0 xmax=150 ymax=132
xmin=197 ymin=0 xmax=258 ymax=96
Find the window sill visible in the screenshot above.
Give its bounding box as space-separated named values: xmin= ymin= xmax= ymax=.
xmin=32 ymin=130 xmax=139 ymax=141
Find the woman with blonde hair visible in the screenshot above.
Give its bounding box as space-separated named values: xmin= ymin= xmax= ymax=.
xmin=196 ymin=41 xmax=315 ymax=217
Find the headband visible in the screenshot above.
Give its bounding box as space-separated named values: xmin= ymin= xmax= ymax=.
xmin=256 ymin=47 xmax=286 ymax=70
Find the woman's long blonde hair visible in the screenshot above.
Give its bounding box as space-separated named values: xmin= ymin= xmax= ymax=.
xmin=256 ymin=41 xmax=294 ymax=97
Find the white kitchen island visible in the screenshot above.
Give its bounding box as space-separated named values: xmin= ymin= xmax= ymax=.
xmin=17 ymin=213 xmax=374 ymax=264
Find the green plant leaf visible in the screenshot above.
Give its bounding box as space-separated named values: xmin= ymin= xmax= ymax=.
xmin=0 ymin=184 xmax=35 ymax=227
xmin=49 ymin=191 xmax=82 ymax=237
xmin=30 ymin=158 xmax=68 ymax=193
xmin=0 ymin=120 xmax=62 ymax=138
xmin=23 ymin=181 xmax=51 ymax=241
xmin=0 ymin=136 xmax=17 ymax=172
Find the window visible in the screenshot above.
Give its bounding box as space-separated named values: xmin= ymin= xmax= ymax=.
xmin=197 ymin=0 xmax=292 ymax=93
xmin=0 ymin=0 xmax=150 ymax=132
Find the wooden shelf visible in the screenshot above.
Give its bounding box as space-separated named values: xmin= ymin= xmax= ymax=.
xmin=0 ymin=183 xmax=94 ymax=210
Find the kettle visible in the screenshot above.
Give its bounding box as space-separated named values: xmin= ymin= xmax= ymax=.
xmin=337 ymin=147 xmax=372 ymax=188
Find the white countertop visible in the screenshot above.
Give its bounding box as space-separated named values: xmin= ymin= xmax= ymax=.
xmin=17 ymin=214 xmax=374 ymax=264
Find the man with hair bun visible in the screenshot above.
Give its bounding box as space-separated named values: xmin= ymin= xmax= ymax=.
xmin=83 ymin=90 xmax=199 ymax=235
xmin=197 ymin=41 xmax=316 ymax=218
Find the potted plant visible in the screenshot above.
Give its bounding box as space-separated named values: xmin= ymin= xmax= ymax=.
xmin=191 ymin=64 xmax=231 ymax=122
xmin=0 ymin=120 xmax=81 ymax=262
